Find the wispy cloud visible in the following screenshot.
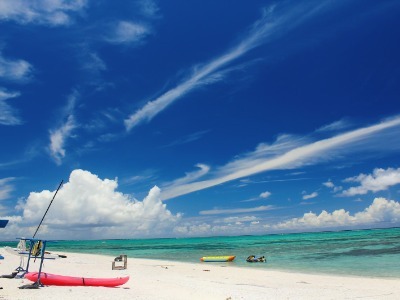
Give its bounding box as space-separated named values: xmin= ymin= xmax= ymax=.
xmin=162 ymin=116 xmax=400 ymax=200
xmin=302 ymin=191 xmax=318 ymax=200
xmin=341 ymin=167 xmax=400 ymax=196
xmin=0 ymin=0 xmax=87 ymax=26
xmin=199 ymin=205 xmax=276 ymax=216
xmin=162 ymin=164 xmax=210 ymax=188
xmin=106 ymin=21 xmax=151 ymax=45
xmin=0 ymin=89 xmax=22 ymax=125
xmin=162 ymin=130 xmax=210 ymax=148
xmin=48 ymin=91 xmax=79 ymax=165
xmin=316 ymin=118 xmax=352 ymax=132
xmin=0 ymin=52 xmax=33 ymax=81
xmin=241 ymin=191 xmax=272 ymax=203
xmin=0 ymin=177 xmax=15 ymax=200
xmin=124 ymin=2 xmax=329 ymax=131
xmin=137 ymin=0 xmax=160 ymax=18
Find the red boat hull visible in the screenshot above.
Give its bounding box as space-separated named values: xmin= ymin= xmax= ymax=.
xmin=25 ymin=272 xmax=129 ymax=287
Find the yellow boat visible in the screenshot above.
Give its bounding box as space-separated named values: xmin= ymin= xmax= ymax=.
xmin=200 ymin=255 xmax=236 ymax=262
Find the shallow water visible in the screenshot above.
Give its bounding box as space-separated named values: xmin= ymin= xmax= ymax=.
xmin=1 ymin=227 xmax=399 ymax=278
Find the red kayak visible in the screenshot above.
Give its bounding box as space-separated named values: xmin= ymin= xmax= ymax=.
xmin=25 ymin=272 xmax=129 ymax=287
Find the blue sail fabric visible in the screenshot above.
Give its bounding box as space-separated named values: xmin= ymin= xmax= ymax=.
xmin=0 ymin=220 xmax=8 ymax=228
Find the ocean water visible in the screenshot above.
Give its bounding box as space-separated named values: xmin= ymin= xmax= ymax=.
xmin=1 ymin=227 xmax=399 ymax=278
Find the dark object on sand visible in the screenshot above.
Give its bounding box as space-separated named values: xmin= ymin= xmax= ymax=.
xmin=0 ymin=271 xmax=18 ymax=279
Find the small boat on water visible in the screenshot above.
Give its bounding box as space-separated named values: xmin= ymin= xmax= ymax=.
xmin=200 ymin=255 xmax=236 ymax=262
xmin=24 ymin=272 xmax=129 ymax=287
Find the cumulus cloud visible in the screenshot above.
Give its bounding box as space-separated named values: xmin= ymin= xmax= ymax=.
xmin=3 ymin=170 xmax=399 ymax=239
xmin=274 ymin=197 xmax=400 ymax=230
xmin=172 ymin=197 xmax=400 ymax=236
xmin=3 ymin=169 xmax=181 ymax=240
xmin=0 ymin=52 xmax=33 ymax=81
xmin=0 ymin=0 xmax=87 ymax=26
xmin=0 ymin=89 xmax=22 ymax=125
xmin=341 ymin=167 xmax=400 ymax=196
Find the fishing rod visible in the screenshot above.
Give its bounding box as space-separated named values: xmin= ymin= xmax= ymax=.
xmin=32 ymin=180 xmax=64 ymax=238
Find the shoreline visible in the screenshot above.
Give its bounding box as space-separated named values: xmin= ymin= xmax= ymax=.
xmin=35 ymin=249 xmax=400 ymax=280
xmin=0 ymin=248 xmax=399 ymax=299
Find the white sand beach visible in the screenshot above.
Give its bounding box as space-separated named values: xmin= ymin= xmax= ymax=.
xmin=0 ymin=247 xmax=399 ymax=300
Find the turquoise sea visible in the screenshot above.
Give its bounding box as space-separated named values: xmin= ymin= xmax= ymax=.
xmin=1 ymin=227 xmax=399 ymax=278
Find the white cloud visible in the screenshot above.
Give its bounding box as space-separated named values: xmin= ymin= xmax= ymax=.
xmin=161 ymin=116 xmax=400 ymax=200
xmin=0 ymin=177 xmax=15 ymax=201
xmin=341 ymin=167 xmax=400 ymax=196
xmin=0 ymin=52 xmax=33 ymax=81
xmin=323 ymin=180 xmax=343 ymax=193
xmin=3 ymin=172 xmax=399 ymax=239
xmin=200 ymin=205 xmax=275 ymax=215
xmin=0 ymin=0 xmax=87 ymax=26
xmin=106 ymin=21 xmax=150 ymax=44
xmin=124 ymin=3 xmax=329 ymax=131
xmin=302 ymin=192 xmax=318 ymax=200
xmin=49 ymin=115 xmax=76 ymax=165
xmin=82 ymin=52 xmax=107 ymax=73
xmin=216 ymin=216 xmax=259 ymax=224
xmin=316 ymin=118 xmax=352 ymax=132
xmin=323 ymin=180 xmax=334 ymax=188
xmin=3 ymin=169 xmax=181 ymax=240
xmin=172 ymin=197 xmax=400 ymax=237
xmin=162 ymin=164 xmax=210 ymax=188
xmin=138 ymin=0 xmax=159 ymax=18
xmin=48 ymin=91 xmax=78 ymax=165
xmin=0 ymin=89 xmax=22 ymax=125
xmin=274 ymin=197 xmax=400 ymax=230
xmin=260 ymin=191 xmax=271 ymax=198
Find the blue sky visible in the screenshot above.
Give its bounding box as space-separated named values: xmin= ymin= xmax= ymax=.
xmin=1 ymin=0 xmax=400 ymax=240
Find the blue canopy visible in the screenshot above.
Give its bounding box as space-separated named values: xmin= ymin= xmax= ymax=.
xmin=0 ymin=219 xmax=9 ymax=228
